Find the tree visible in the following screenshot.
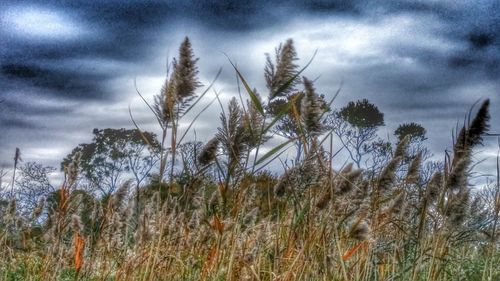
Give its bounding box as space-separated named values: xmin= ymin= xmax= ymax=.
xmin=175 ymin=141 xmax=204 ymax=181
xmin=0 ymin=168 xmax=8 ymax=198
xmin=338 ymin=99 xmax=384 ymax=128
xmin=120 ymin=130 xmax=161 ymax=190
xmin=62 ymin=128 xmax=160 ymax=197
xmin=15 ymin=162 xmax=55 ymax=215
xmin=395 ymin=122 xmax=427 ymax=143
xmin=365 ymin=139 xmax=393 ymax=173
xmin=394 ymin=122 xmax=430 ymax=160
xmin=329 ymin=99 xmax=384 ymax=168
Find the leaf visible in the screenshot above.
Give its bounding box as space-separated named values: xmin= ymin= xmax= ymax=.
xmin=179 ymin=68 xmax=222 ymax=119
xmin=293 ymin=204 xmax=310 ymax=225
xmin=320 ymin=84 xmax=342 ymax=120
xmin=256 ymin=146 xmax=293 ymax=174
xmin=74 ymin=233 xmax=85 ymax=273
xmin=226 ymin=56 xmax=265 ymax=116
xmin=342 ymin=240 xmax=368 ymax=261
xmin=212 ymin=214 xmax=224 ymax=235
xmin=201 ymin=243 xmax=218 ymax=279
xmin=177 ymin=97 xmax=217 ymax=145
xmin=128 ymin=106 xmax=156 ymax=150
xmin=255 ymin=139 xmax=294 ymax=166
xmin=134 ymin=78 xmax=164 ymax=129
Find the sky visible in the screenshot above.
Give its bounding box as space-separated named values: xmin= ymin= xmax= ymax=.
xmin=1 ymin=0 xmax=499 ymax=183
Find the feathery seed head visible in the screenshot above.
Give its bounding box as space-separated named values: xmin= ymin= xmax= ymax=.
xmin=389 ymin=192 xmax=406 ymax=215
xmin=154 ymin=37 xmax=201 ymax=126
xmin=111 ymin=180 xmax=131 ymax=211
xmin=405 ymin=153 xmax=422 ymax=184
xmin=265 ymin=38 xmax=299 ymax=99
xmin=91 ymin=200 xmax=103 ymax=223
xmin=467 ymin=99 xmax=490 ymax=147
xmin=188 ymin=210 xmax=200 ymax=229
xmin=198 ymin=137 xmax=220 ymax=166
xmin=174 ymin=37 xmax=201 ymax=100
xmin=394 ymin=135 xmax=410 ymax=159
xmin=300 ymin=77 xmax=324 ymax=136
xmin=426 ymin=172 xmax=443 ymax=202
xmin=446 ymin=157 xmax=469 ymax=191
xmin=71 ymin=214 xmax=84 ymax=234
xmin=31 ymin=198 xmax=45 ymax=221
xmin=243 ymin=207 xmax=259 ymax=226
xmin=377 ymin=157 xmax=402 ymax=192
xmin=349 ymin=219 xmax=371 ymax=241
xmin=446 ymin=190 xmax=470 ymax=226
xmin=452 ymin=99 xmax=490 ymax=162
xmin=336 ymin=169 xmax=363 ymax=195
xmin=341 ymin=163 xmax=354 ymax=174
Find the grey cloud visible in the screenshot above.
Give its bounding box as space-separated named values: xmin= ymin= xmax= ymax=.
xmin=1 ymin=63 xmax=112 ymax=99
xmin=469 ymin=32 xmax=496 ymax=49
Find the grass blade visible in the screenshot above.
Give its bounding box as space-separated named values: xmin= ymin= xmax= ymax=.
xmin=255 ymin=138 xmax=295 ymax=166
xmin=264 ymin=96 xmax=297 ymax=133
xmin=225 ymin=56 xmax=265 ymax=116
xmin=180 ymin=68 xmax=222 ymax=119
xmin=177 ymin=97 xmax=217 ymax=145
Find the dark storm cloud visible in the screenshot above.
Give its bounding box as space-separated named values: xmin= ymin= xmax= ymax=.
xmin=1 ymin=63 xmax=112 ymax=99
xmin=0 ymin=1 xmax=270 ymax=105
xmin=2 ymin=0 xmax=498 ymax=101
xmin=2 ymin=64 xmax=42 ymax=79
xmin=0 ymin=99 xmax=72 ymax=118
xmin=0 ymin=117 xmax=36 ymax=130
xmin=469 ymin=32 xmax=496 ymax=49
xmin=0 ymin=1 xmax=175 ymax=101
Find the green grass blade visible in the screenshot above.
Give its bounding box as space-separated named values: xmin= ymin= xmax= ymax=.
xmin=320 ymin=84 xmax=342 ymax=119
xmin=177 ymin=97 xmax=217 ymax=145
xmin=180 ymin=68 xmax=222 ymax=119
xmin=255 ymin=138 xmax=294 ymax=166
xmin=134 ymin=78 xmax=164 ymax=129
xmin=128 ymin=105 xmax=156 ymax=150
xmin=225 ymin=56 xmax=265 ymax=116
xmin=253 ymin=141 xmax=294 ymax=173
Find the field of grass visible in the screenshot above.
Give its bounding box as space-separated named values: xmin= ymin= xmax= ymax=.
xmin=1 ymin=38 xmax=499 ymax=281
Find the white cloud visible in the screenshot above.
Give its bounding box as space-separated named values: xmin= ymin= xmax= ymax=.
xmin=1 ymin=6 xmax=90 ymax=40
